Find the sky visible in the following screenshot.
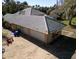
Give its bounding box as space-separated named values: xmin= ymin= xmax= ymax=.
xmin=15 ymin=0 xmax=57 ymax=7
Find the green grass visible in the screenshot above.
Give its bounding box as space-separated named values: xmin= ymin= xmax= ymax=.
xmin=60 ymin=17 xmax=76 ymax=25
xmin=61 ymin=20 xmax=69 ymax=25
xmin=71 ymin=17 xmax=76 ymax=25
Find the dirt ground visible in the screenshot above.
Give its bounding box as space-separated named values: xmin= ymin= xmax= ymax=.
xmin=62 ymin=26 xmax=76 ymax=38
xmin=3 ymin=37 xmax=58 ymax=59
xmin=2 ymin=26 xmax=76 ymax=59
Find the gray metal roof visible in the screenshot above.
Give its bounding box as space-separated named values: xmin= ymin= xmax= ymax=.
xmin=31 ymin=8 xmax=45 ymax=16
xmin=4 ymin=7 xmax=65 ymax=34
xmin=4 ymin=14 xmax=48 ymax=34
xmin=14 ymin=7 xmax=45 ymax=16
xmin=45 ymin=16 xmax=65 ymax=32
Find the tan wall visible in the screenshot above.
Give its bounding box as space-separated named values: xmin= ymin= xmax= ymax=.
xmin=48 ymin=31 xmax=61 ymax=43
xmin=47 ymin=33 xmax=53 ymax=43
xmin=20 ymin=27 xmax=61 ymax=43
xmin=30 ymin=30 xmax=48 ymax=43
xmin=20 ymin=27 xmax=48 ymax=43
xmin=20 ymin=27 xmax=30 ymax=35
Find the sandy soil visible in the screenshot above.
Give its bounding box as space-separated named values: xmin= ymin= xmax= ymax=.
xmin=3 ymin=37 xmax=58 ymax=59
xmin=62 ymin=26 xmax=76 ymax=38
xmin=2 ymin=27 xmax=76 ymax=59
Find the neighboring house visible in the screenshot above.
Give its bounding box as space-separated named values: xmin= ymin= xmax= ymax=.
xmin=3 ymin=7 xmax=65 ymax=43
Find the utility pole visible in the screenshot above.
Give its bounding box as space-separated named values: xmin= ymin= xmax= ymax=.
xmin=60 ymin=0 xmax=64 ymax=5
xmin=57 ymin=0 xmax=59 ymax=6
xmin=56 ymin=0 xmax=59 ymax=9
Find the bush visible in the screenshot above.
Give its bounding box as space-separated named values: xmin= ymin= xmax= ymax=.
xmin=2 ymin=20 xmax=11 ymax=29
xmin=11 ymin=24 xmax=22 ymax=31
xmin=2 ymin=19 xmax=22 ymax=31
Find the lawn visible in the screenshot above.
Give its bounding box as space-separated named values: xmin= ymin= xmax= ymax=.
xmin=71 ymin=17 xmax=76 ymax=25
xmin=60 ymin=17 xmax=76 ymax=25
xmin=61 ymin=20 xmax=69 ymax=25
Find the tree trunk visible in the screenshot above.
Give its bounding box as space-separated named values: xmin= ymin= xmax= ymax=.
xmin=69 ymin=19 xmax=72 ymax=25
xmin=69 ymin=15 xmax=72 ymax=25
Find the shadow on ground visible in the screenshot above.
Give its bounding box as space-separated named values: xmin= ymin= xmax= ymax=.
xmin=71 ymin=25 xmax=76 ymax=29
xmin=21 ymin=34 xmax=76 ymax=59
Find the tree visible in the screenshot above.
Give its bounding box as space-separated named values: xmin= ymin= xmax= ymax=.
xmin=22 ymin=1 xmax=28 ymax=5
xmin=4 ymin=0 xmax=10 ymax=3
xmin=16 ymin=1 xmax=20 ymax=4
xmin=2 ymin=0 xmax=17 ymax=15
xmin=2 ymin=0 xmax=29 ymax=15
xmin=33 ymin=5 xmax=50 ymax=14
xmin=63 ymin=0 xmax=76 ymax=25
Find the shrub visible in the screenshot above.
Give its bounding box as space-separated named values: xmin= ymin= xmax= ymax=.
xmin=11 ymin=24 xmax=22 ymax=31
xmin=2 ymin=20 xmax=11 ymax=29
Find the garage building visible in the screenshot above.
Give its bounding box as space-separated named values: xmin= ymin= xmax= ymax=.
xmin=4 ymin=7 xmax=65 ymax=43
